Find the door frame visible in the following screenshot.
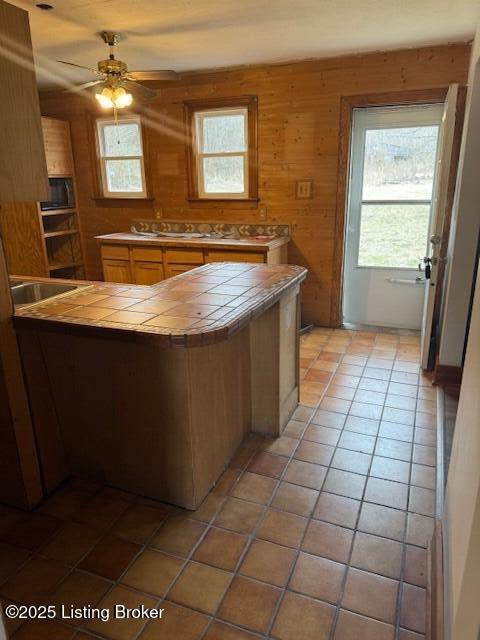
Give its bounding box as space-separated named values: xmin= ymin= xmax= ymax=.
xmin=330 ymin=87 xmax=450 ymax=327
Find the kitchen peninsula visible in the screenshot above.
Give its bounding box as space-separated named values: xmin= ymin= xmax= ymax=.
xmin=13 ymin=262 xmax=306 ymax=509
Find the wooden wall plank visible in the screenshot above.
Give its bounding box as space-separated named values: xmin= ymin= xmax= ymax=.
xmin=39 ymin=43 xmax=470 ymax=325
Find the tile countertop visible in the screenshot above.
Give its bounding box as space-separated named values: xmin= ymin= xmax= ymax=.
xmin=13 ymin=263 xmax=307 ymax=348
xmin=95 ymin=232 xmax=290 ymax=252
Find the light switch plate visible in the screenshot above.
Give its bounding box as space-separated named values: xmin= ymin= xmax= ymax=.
xmin=296 ymin=180 xmax=313 ymax=199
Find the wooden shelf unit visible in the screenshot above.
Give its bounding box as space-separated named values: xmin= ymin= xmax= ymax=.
xmin=0 ymin=118 xmax=85 ymax=280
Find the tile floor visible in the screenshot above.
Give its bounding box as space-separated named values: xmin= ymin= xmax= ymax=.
xmin=0 ymin=328 xmax=435 ymax=640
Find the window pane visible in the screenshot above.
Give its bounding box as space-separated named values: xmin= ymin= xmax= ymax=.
xmin=203 ymin=156 xmax=244 ymax=193
xmin=362 ymin=126 xmax=439 ymax=200
xmin=105 ymin=159 xmax=143 ymax=192
xmin=358 ymin=203 xmax=430 ymax=268
xmin=102 ymin=123 xmax=141 ymax=157
xmin=201 ymin=114 xmax=246 ymax=153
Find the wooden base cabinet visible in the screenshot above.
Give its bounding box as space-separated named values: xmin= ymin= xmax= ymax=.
xmin=99 ymin=241 xmax=287 ymax=285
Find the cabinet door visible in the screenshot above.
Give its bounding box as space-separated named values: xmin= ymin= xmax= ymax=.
xmin=164 ymin=263 xmax=198 ymax=279
xmin=133 ymin=261 xmax=164 ymax=285
xmin=102 ymin=259 xmax=133 ymax=284
xmin=205 ymin=250 xmax=265 ymax=263
xmin=41 ymin=118 xmax=74 ymax=176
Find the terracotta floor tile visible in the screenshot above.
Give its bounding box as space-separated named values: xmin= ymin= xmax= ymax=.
xmin=411 ymin=464 xmax=436 ymax=491
xmin=283 ymin=459 xmax=327 ymax=490
xmin=409 ymin=486 xmax=435 ymax=516
xmin=1 ymin=512 xmax=61 ymax=551
xmin=334 ymin=609 xmax=395 ymax=640
xmin=375 ymin=437 xmax=412 ymax=462
xmin=314 ymin=492 xmax=360 ymax=529
xmin=354 ymin=389 xmax=386 ymax=405
xmin=385 ymin=394 xmax=417 ymax=411
xmin=414 ymin=428 xmax=436 ymax=447
xmin=357 ymin=502 xmax=406 ymax=541
xmin=283 ymin=419 xmax=307 ymax=438
xmin=349 ymin=401 xmax=383 ymax=420
xmin=331 ymin=374 xmax=360 ymax=388
xmin=230 ymin=472 xmax=278 ymax=505
xmin=121 ymin=549 xmax=184 ymax=597
xmin=78 ymin=534 xmax=140 ymax=580
xmin=203 ymin=621 xmax=259 ymax=639
xmin=338 ymin=431 xmax=376 ymax=454
xmin=139 ymin=602 xmax=209 ymax=640
xmin=311 ymin=360 xmax=338 ymax=373
xmin=311 ymin=409 xmax=347 ymax=429
xmin=212 ymin=469 xmax=242 ymax=497
xmin=271 ymin=482 xmax=318 ymax=517
xmin=10 ymin=620 xmax=75 ymax=639
xmin=343 ymin=355 xmax=368 ymax=366
xmin=338 ymin=363 xmax=364 ymax=376
xmin=350 ymin=532 xmax=403 ymax=579
xmin=365 ymin=477 xmax=409 ymax=510
xmin=323 ymin=468 xmax=366 ymax=500
xmin=289 ymin=552 xmax=345 ymax=603
xmin=150 ymin=517 xmax=206 ymax=556
xmin=246 ymin=452 xmax=288 ymax=479
xmin=229 ymin=447 xmax=254 ymax=470
xmin=303 ymin=425 xmax=340 ymax=446
xmin=74 ymin=494 xmax=130 ymax=531
xmin=264 ymin=436 xmax=300 ymax=457
xmin=387 ymin=382 xmax=417 ymax=398
xmin=370 ymin=456 xmax=410 ymax=484
xmin=331 ymin=448 xmax=371 ymax=475
xmin=193 ymin=527 xmax=247 ymax=571
xmin=0 ymin=543 xmax=29 ymax=583
xmin=214 ymin=498 xmax=264 ymax=534
xmin=404 ymin=545 xmax=427 ymax=587
xmin=292 ymin=405 xmax=315 ymax=422
xmin=111 ymin=504 xmax=169 ymax=544
xmin=304 ymin=369 xmax=333 ymax=383
xmin=167 ymin=561 xmax=232 ymax=614
xmin=398 ymin=629 xmax=426 ymax=640
xmin=319 ymin=396 xmax=351 ymax=414
xmin=325 ymin=384 xmax=356 ymax=401
xmin=49 ymin=572 xmax=111 ymax=626
xmin=86 ymin=585 xmax=157 ymax=640
xmin=363 ymin=367 xmax=391 ymax=381
xmin=342 ymin=567 xmax=398 ymax=624
xmin=382 ymin=407 xmax=415 ymax=426
xmin=257 ymin=509 xmax=308 ymax=548
xmin=406 ymin=513 xmax=434 ymax=548
xmin=390 ymin=371 xmax=419 ymax=385
xmin=240 ymin=539 xmax=295 ymax=586
xmin=358 ymin=378 xmax=389 ymax=393
xmin=302 ymin=519 xmax=353 ymax=563
xmin=400 ymin=583 xmax=426 ymax=633
xmin=218 ymin=575 xmax=281 ymax=633
xmin=294 ymin=441 xmax=334 ymax=466
xmin=0 ymin=558 xmax=67 ymax=605
xmin=40 ymin=522 xmax=101 ymax=567
xmin=412 ymin=444 xmax=436 ymax=467
xmin=271 ymin=591 xmax=335 ymax=640
xmin=415 ymin=412 xmax=436 ymax=428
xmin=344 ymin=415 xmax=380 ymax=436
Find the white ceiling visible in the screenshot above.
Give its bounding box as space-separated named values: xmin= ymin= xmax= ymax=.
xmin=10 ymin=0 xmax=480 ymax=88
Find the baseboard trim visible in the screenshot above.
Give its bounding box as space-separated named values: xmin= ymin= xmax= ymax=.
xmin=427 ymin=520 xmax=444 ymax=640
xmin=433 ymin=364 xmax=463 ymax=386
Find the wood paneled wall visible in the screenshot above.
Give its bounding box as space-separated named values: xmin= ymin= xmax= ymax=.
xmin=39 ymin=44 xmax=470 ymax=325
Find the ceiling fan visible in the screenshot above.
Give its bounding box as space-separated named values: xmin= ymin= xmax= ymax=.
xmin=57 ymin=31 xmax=176 ymax=110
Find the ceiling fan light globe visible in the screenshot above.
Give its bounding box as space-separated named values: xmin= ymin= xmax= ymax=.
xmin=113 ymin=87 xmax=133 ymax=108
xmin=95 ymin=87 xmax=114 ymax=109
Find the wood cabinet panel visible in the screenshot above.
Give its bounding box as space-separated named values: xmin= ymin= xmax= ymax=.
xmin=164 ymin=263 xmax=198 ymax=278
xmin=0 ymin=1 xmax=49 ymax=203
xmin=131 ymin=247 xmax=163 ymax=263
xmin=205 ymin=250 xmax=264 ymax=263
xmin=102 ymin=259 xmax=133 ymax=284
xmin=133 ymin=260 xmax=164 ymax=285
xmin=101 ymin=244 xmax=130 ymax=260
xmin=41 ymin=117 xmax=74 ymax=176
xmin=164 ymin=248 xmax=204 ymax=264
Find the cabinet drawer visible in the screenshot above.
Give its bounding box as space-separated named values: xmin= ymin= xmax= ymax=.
xmin=165 ymin=248 xmax=204 ymax=264
xmin=165 ymin=263 xmax=198 ymax=278
xmin=205 ymin=250 xmax=265 ymax=263
xmin=131 ymin=247 xmax=163 ymax=263
xmin=101 ymin=244 xmax=130 ymax=260
xmin=133 ymin=261 xmax=164 ymax=285
xmin=102 ymin=259 xmax=133 ymax=284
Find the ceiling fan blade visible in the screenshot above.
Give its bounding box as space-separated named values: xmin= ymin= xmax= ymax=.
xmin=64 ymin=80 xmax=104 ymax=93
xmin=127 ymin=70 xmax=177 ymax=81
xmin=123 ymin=80 xmax=157 ymax=99
xmin=57 ymin=60 xmax=100 ymax=75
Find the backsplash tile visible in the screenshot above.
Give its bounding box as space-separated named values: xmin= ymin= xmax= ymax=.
xmin=132 ymin=219 xmax=290 ymax=238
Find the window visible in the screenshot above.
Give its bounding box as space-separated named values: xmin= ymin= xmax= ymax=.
xmin=185 ymin=97 xmax=258 ymax=201
xmin=96 ymin=116 xmax=147 ymax=198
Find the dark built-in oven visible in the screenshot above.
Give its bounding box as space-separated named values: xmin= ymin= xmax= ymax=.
xmin=40 ymin=177 xmax=75 ymax=211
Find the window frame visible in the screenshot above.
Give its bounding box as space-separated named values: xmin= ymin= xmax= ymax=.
xmin=184 ymin=96 xmax=258 ymax=203
xmin=95 ymin=115 xmax=147 ymax=199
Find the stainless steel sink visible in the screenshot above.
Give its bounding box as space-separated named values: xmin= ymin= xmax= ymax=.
xmin=10 ymin=282 xmax=81 ymax=307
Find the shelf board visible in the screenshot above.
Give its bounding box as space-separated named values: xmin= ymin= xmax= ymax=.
xmin=48 ymin=260 xmax=83 ymax=272
xmin=43 ymin=229 xmax=79 ymax=239
xmin=40 ymin=208 xmax=77 ymax=217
